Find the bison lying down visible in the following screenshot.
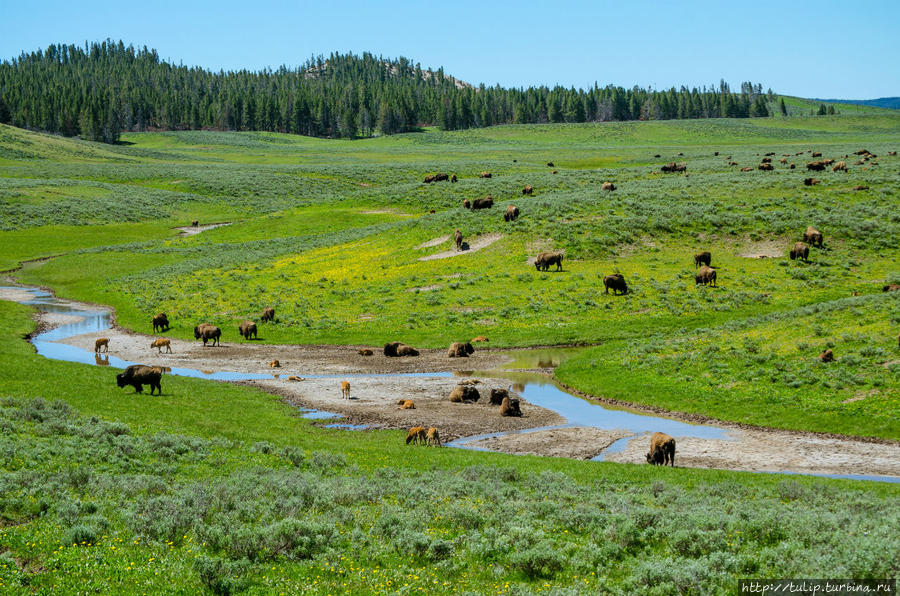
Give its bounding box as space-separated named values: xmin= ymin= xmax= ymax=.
xmin=646 ymin=432 xmax=675 ymax=466
xmin=448 ymin=342 xmax=475 ymax=358
xmin=116 ymin=365 xmax=162 ymax=395
xmin=384 ymin=342 xmax=419 ymax=357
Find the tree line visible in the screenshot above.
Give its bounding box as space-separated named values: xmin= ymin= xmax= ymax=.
xmin=0 ymin=40 xmax=773 ymax=143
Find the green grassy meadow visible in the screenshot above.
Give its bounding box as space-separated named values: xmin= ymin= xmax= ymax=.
xmin=1 ymin=116 xmax=899 ymax=592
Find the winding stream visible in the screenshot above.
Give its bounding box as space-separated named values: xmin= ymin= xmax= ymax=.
xmin=5 ymin=285 xmax=898 ymax=483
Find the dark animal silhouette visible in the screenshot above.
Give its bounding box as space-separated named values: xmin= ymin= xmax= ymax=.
xmin=383 ymin=342 xmax=419 ymax=357
xmin=116 ymin=365 xmax=162 ymax=395
xmin=479 ymin=171 xmax=492 ymax=178
xmin=463 ymin=199 xmax=471 ymax=209
xmin=454 ymin=229 xmax=463 ymax=251
xmin=832 ymin=161 xmax=847 ymax=172
xmin=661 ymin=162 xmax=686 ymax=173
xmin=740 ymin=167 xmax=753 ymax=172
xmin=94 ymin=338 xmax=109 ymax=353
xmin=803 ymin=226 xmax=823 ymax=248
xmin=522 ymin=184 xmax=533 ymax=195
xmin=806 ymin=161 xmax=826 ymax=171
xmin=193 ymin=324 xmax=221 ymax=346
xmin=694 ymin=251 xmax=711 ymax=267
xmin=790 ymin=242 xmax=809 ymax=262
xmin=758 ymin=163 xmax=773 ymax=171
xmin=804 ymin=178 xmax=821 ymax=186
xmin=883 ymin=284 xmax=900 ymax=292
xmin=471 ymin=196 xmax=494 ymax=209
xmin=450 ymin=174 xmax=457 ymax=182
xmin=818 ymin=349 xmax=834 ymax=362
xmin=646 ymin=432 xmax=675 ymax=466
xmin=601 ymin=182 xmax=616 ymax=191
xmin=447 ymin=342 xmax=475 ymax=358
xmin=853 ymin=185 xmax=868 ymax=191
xmin=489 ymin=388 xmax=509 ymax=406
xmin=433 ymin=173 xmax=449 ymax=182
xmin=238 ymin=320 xmax=257 ymax=340
xmin=546 ymin=162 xmax=554 ymax=167
xmin=152 ymin=313 xmax=169 ymax=333
xmin=500 ymin=397 xmax=522 ymax=417
xmin=449 ymin=385 xmax=480 ymax=403
xmin=191 ymin=220 xmax=199 ymax=227
xmin=534 ymin=251 xmax=563 ymax=271
xmin=504 ymin=204 xmax=519 ymax=222
xmin=603 ymin=273 xmax=627 ymax=295
xmin=695 ymin=265 xmax=717 ymax=286
xmin=261 ymin=307 xmax=275 ymax=323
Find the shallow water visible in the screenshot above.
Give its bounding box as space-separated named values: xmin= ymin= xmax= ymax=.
xmin=5 ymin=285 xmax=898 ymax=483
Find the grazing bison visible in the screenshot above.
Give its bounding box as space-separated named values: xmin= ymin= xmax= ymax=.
xmin=761 ymin=157 xmax=772 ymax=163
xmin=191 ymin=220 xmax=199 ymax=227
xmin=384 ymin=342 xmax=419 ymax=357
xmin=471 ymin=196 xmax=494 ymax=210
xmin=601 ymin=182 xmax=616 ymax=191
xmin=463 ymin=199 xmax=471 ymax=209
xmin=790 ymin=163 xmax=796 ymax=169
xmin=450 ymin=174 xmax=457 ymax=183
xmin=116 ymin=365 xmax=162 ymax=395
xmin=790 ymin=242 xmax=809 ymax=262
xmin=883 ymin=284 xmax=900 ymax=292
xmin=888 ymin=151 xmax=897 ymax=156
xmin=424 ymin=175 xmax=435 ymax=184
xmin=552 ymin=170 xmax=558 ymax=174
xmin=398 ymin=399 xmax=416 ymax=409
xmin=406 ymin=426 xmax=427 ymax=445
xmin=454 ymin=229 xmax=463 ymax=251
xmin=357 ymin=348 xmax=374 ymax=356
xmin=818 ymin=349 xmax=834 ymax=363
xmin=603 ymin=273 xmax=628 ymax=295
xmin=804 ymin=178 xmax=821 ymax=186
xmin=150 ymin=338 xmax=172 ymax=354
xmin=758 ymin=163 xmax=774 ymax=171
xmin=646 ymin=432 xmax=675 ymax=467
xmin=832 ymin=161 xmax=846 ymax=171
xmin=449 ymin=385 xmax=480 ymax=403
xmin=661 ymin=162 xmax=687 ymax=173
xmin=479 ymin=171 xmax=492 ymax=178
xmin=341 ymin=381 xmax=350 ymax=400
xmin=853 ymin=185 xmax=869 ymax=191
xmin=447 ymin=342 xmax=475 ymax=358
xmin=764 ymin=152 xmax=775 ymax=156
xmin=695 ymin=265 xmax=717 ymax=286
xmin=780 ymin=158 xmax=787 ymax=164
xmin=522 ymin=184 xmax=533 ymax=195
xmin=546 ymin=162 xmax=555 ymax=167
xmin=803 ymin=226 xmax=824 ymax=248
xmin=822 ymin=158 xmax=835 ymax=166
xmin=806 ymin=161 xmax=826 ymax=171
xmin=728 ymin=161 xmax=738 ymax=166
xmin=434 ymin=173 xmax=449 ymax=182
xmin=812 ymin=151 xmax=822 ymax=158
xmin=534 ymin=251 xmax=564 ymax=272
xmin=504 ymin=204 xmax=519 ymax=222
xmin=426 ymin=427 xmax=442 ymax=447
xmin=94 ymin=338 xmax=109 ymax=353
xmin=740 ymin=167 xmax=753 ymax=172
xmin=238 ymin=320 xmax=257 ymax=340
xmin=288 ymin=376 xmax=303 ymax=382
xmin=193 ymin=324 xmax=221 ymax=347
xmin=500 ymin=397 xmax=522 ymax=417
xmin=489 ymin=388 xmax=509 ymax=406
xmin=261 ymin=307 xmax=275 ymax=323
xmin=694 ymin=251 xmax=711 ymax=267
xmin=152 ymin=313 xmax=169 ymax=333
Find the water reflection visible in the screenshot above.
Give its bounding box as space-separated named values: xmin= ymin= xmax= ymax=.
xmin=94 ymin=353 xmax=110 ymax=366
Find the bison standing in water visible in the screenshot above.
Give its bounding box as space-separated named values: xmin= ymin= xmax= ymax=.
xmin=194 ymin=324 xmax=221 ymax=346
xmin=646 ymin=432 xmax=676 ymax=466
xmin=116 ymin=365 xmax=162 ymax=395
xmin=603 ymin=273 xmax=627 ymax=295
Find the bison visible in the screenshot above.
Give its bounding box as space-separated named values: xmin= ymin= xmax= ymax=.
xmin=471 ymin=196 xmax=493 ymax=210
xmin=646 ymin=432 xmax=675 ymax=467
xmin=601 ymin=182 xmax=616 ymax=191
xmin=447 ymin=342 xmax=475 ymax=358
xmin=883 ymin=284 xmax=900 ymax=292
xmin=450 ymin=174 xmax=457 ymax=183
xmin=471 ymin=336 xmax=489 ymax=342
xmin=499 ymin=396 xmax=522 ymax=417
xmin=740 ymin=167 xmax=753 ymax=172
xmin=832 ymin=161 xmax=847 ymax=171
xmin=116 ymin=365 xmax=162 ymax=395
xmin=806 ymin=161 xmax=826 ymax=171
xmin=150 ymin=338 xmax=172 ymax=354
xmin=695 ymin=265 xmax=717 ymax=286
xmin=406 ymin=426 xmax=427 ymax=445
xmin=341 ymin=381 xmax=350 ymax=400
xmin=426 ymin=427 xmax=442 ymax=447
xmin=489 ymin=388 xmax=509 ymax=406
xmin=818 ymin=349 xmax=834 ymax=363
xmin=191 ymin=220 xmax=199 ymax=227
xmin=504 ymin=204 xmax=519 ymax=222
xmin=661 ymin=162 xmax=687 ymax=173
xmin=261 ymin=307 xmax=275 ymax=323
xmin=479 ymin=171 xmax=492 ymax=178
xmin=761 ymin=157 xmax=772 ymax=163
xmin=853 ymin=185 xmax=869 ymax=191
xmin=152 ymin=313 xmax=169 ymax=333
xmin=534 ymin=251 xmax=563 ymax=272
xmin=803 ymin=226 xmax=823 ymax=248
xmin=357 ymin=348 xmax=374 ymax=356
xmin=728 ymin=161 xmax=738 ymax=166
xmin=424 ymin=175 xmax=435 ymax=184
xmin=434 ymin=173 xmax=449 ymax=182
xmin=812 ymin=151 xmax=822 ymax=158
xmin=804 ymin=177 xmax=820 ymax=186
xmin=546 ymin=162 xmax=554 ymax=167
xmin=193 ymin=324 xmax=221 ymax=347
xmin=694 ymin=251 xmax=712 ymax=268
xmin=238 ymin=320 xmax=257 ymax=340
xmin=383 ymin=342 xmax=419 ymax=357
xmin=790 ymin=163 xmax=796 ymax=169
xmin=603 ymin=273 xmax=627 ymax=295
xmin=522 ymin=184 xmax=533 ymax=195
xmin=94 ymin=338 xmax=109 ymax=353
xmin=454 ymin=229 xmax=463 ymax=251
xmin=758 ymin=163 xmax=773 ymax=171
xmin=398 ymin=399 xmax=415 ymax=409
xmin=463 ymin=199 xmax=471 ymax=209
xmin=449 ymin=385 xmax=480 ymax=403
xmin=790 ymin=241 xmax=809 ymax=262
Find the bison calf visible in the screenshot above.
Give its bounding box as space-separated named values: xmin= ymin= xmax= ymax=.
xmin=94 ymin=338 xmax=109 ymax=353
xmin=150 ymin=338 xmax=172 ymax=354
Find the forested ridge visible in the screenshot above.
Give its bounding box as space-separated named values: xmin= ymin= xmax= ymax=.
xmin=0 ymin=39 xmax=774 ymax=143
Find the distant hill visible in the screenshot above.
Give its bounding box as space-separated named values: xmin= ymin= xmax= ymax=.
xmin=817 ymin=97 xmax=900 ymax=110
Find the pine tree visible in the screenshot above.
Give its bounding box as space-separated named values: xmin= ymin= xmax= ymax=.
xmin=779 ymin=97 xmax=787 ymax=116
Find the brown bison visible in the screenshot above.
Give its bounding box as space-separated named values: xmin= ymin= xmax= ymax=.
xmin=853 ymin=185 xmax=869 ymax=191
xmin=423 ymin=175 xmax=435 ymax=184
xmin=500 ymin=397 xmax=522 ymax=417
xmin=522 ymin=184 xmax=533 ymax=195
xmin=803 ymin=226 xmax=823 ymax=248
xmin=398 ymin=399 xmax=415 ymax=409
xmin=740 ymin=167 xmax=753 ymax=172
xmin=152 ymin=313 xmax=169 ymax=333
xmin=489 ymin=388 xmax=509 ymax=406
xmin=646 ymin=432 xmax=675 ymax=467
xmin=552 ymin=170 xmax=558 ymax=174
xmin=94 ymin=338 xmax=109 ymax=353
xmin=695 ymin=265 xmax=717 ymax=286
xmin=883 ymin=284 xmax=900 ymax=292
xmin=269 ymin=360 xmax=281 ymax=368
xmin=764 ymin=152 xmax=775 ymax=156
xmin=728 ymin=161 xmax=738 ymax=166
xmin=191 ymin=220 xmax=199 ymax=227
xmin=822 ymin=158 xmax=835 ymax=165
xmin=447 ymin=342 xmax=475 ymax=358
xmin=601 ymin=182 xmax=616 ymax=191
xmin=357 ymin=348 xmax=374 ymax=356
xmin=406 ymin=426 xmax=427 ymax=445
xmin=479 ymin=171 xmax=492 ymax=178
xmin=193 ymin=324 xmax=221 ymax=347
xmin=450 ymin=174 xmax=457 ymax=183
xmin=806 ymin=161 xmax=826 ymax=171
xmin=116 ymin=364 xmax=162 ymax=395
xmin=434 ymin=173 xmax=449 ymax=182
xmin=150 ymin=338 xmax=172 ymax=354
xmin=790 ymin=242 xmax=809 ymax=262
xmin=426 ymin=427 xmax=442 ymax=447
xmin=603 ymin=273 xmax=627 ymax=295
xmin=341 ymin=381 xmax=350 ymax=400
xmin=694 ymin=251 xmax=711 ymax=267
xmin=812 ymin=151 xmax=822 ymax=158
xmin=818 ymin=349 xmax=834 ymax=363
xmin=504 ymin=204 xmax=519 ymax=222
xmin=261 ymin=307 xmax=275 ymax=323
xmin=534 ymin=251 xmax=563 ymax=272
xmin=471 ymin=336 xmax=489 ymax=343
xmin=804 ymin=178 xmax=820 ymax=186
xmin=383 ymin=342 xmax=419 ymax=357
xmin=238 ymin=320 xmax=257 ymax=340
xmin=471 ymin=196 xmax=494 ymax=210
xmin=463 ymin=199 xmax=471 ymax=209
xmin=832 ymin=161 xmax=846 ymax=171
xmin=661 ymin=162 xmax=687 ymax=173
xmin=449 ymin=385 xmax=480 ymax=403
xmin=758 ymin=163 xmax=774 ymax=171
xmin=454 ymin=229 xmax=463 ymax=251
xmin=761 ymin=157 xmax=772 ymax=163
xmin=780 ymin=158 xmax=787 ymax=164
xmin=888 ymin=151 xmax=897 ymax=156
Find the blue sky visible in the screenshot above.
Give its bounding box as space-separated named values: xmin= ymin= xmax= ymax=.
xmin=1 ymin=0 xmax=898 ymax=99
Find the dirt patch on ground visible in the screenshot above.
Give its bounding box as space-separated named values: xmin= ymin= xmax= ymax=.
xmin=361 ymin=209 xmax=413 ymax=217
xmin=737 ymin=239 xmax=785 ymax=259
xmin=605 ymin=430 xmax=900 ymax=478
xmin=468 ymin=427 xmax=631 ymax=459
xmin=0 ymin=287 xmax=38 ymax=303
xmin=407 ymin=285 xmax=441 ymax=293
xmin=416 ymin=235 xmax=450 ymax=249
xmin=419 ymin=234 xmax=503 ymax=261
xmin=174 ymin=222 xmax=232 ymax=236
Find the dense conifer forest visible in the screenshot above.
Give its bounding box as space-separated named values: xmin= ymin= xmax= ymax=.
xmin=0 ymin=40 xmax=773 ymax=142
